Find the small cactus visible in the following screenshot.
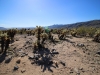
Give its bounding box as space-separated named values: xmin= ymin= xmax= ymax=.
xmin=94 ymin=32 xmax=100 ymax=42
xmin=71 ymin=31 xmax=77 ymax=37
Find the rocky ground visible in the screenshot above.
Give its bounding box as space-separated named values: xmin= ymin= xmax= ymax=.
xmin=0 ymin=34 xmax=100 ymax=75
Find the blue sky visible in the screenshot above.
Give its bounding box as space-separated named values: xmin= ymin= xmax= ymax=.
xmin=0 ymin=0 xmax=100 ymax=28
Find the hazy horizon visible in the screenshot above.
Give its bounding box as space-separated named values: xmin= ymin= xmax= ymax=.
xmin=0 ymin=0 xmax=100 ymax=28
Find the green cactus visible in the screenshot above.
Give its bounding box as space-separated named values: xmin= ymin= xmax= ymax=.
xmin=41 ymin=32 xmax=48 ymax=44
xmin=7 ymin=29 xmax=17 ymax=43
xmin=0 ymin=36 xmax=5 ymax=53
xmin=94 ymin=31 xmax=100 ymax=42
xmin=4 ymin=36 xmax=11 ymax=52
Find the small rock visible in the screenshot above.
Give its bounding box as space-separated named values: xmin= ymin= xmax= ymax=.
xmin=69 ymin=69 xmax=74 ymax=73
xmin=33 ymin=54 xmax=41 ymax=61
xmin=74 ymin=50 xmax=77 ymax=52
xmin=5 ymin=56 xmax=12 ymax=63
xmin=96 ymin=51 xmax=100 ymax=55
xmin=31 ymin=61 xmax=35 ymax=64
xmin=21 ymin=53 xmax=26 ymax=57
xmin=13 ymin=65 xmax=19 ymax=70
xmin=24 ymin=36 xmax=26 ymax=38
xmin=79 ymin=67 xmax=83 ymax=70
xmin=16 ymin=57 xmax=21 ymax=64
xmin=51 ymin=52 xmax=59 ymax=54
xmin=28 ymin=54 xmax=34 ymax=59
xmin=51 ymin=49 xmax=56 ymax=52
xmin=19 ymin=50 xmax=24 ymax=53
xmin=87 ymin=53 xmax=90 ymax=55
xmin=79 ymin=68 xmax=85 ymax=73
xmin=21 ymin=69 xmax=26 ymax=73
xmin=16 ymin=39 xmax=19 ymax=41
xmin=74 ymin=68 xmax=80 ymax=74
xmin=83 ymin=51 xmax=85 ymax=53
xmin=23 ymin=44 xmax=26 ymax=47
xmin=34 ymin=54 xmax=41 ymax=58
xmin=26 ymin=41 xmax=30 ymax=44
xmin=77 ymin=43 xmax=84 ymax=47
xmin=70 ymin=71 xmax=73 ymax=73
xmin=13 ymin=47 xmax=16 ymax=49
xmin=25 ymin=53 xmax=28 ymax=55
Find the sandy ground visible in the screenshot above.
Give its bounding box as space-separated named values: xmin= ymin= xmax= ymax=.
xmin=0 ymin=34 xmax=100 ymax=75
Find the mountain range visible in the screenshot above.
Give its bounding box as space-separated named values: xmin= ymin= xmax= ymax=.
xmin=0 ymin=20 xmax=100 ymax=30
xmin=48 ymin=20 xmax=100 ymax=29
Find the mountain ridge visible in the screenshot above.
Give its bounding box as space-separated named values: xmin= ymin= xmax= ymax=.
xmin=0 ymin=20 xmax=100 ymax=30
xmin=48 ymin=20 xmax=100 ymax=29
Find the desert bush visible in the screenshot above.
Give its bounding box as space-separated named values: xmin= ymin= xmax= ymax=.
xmin=76 ymin=26 xmax=87 ymax=36
xmin=93 ymin=29 xmax=100 ymax=42
xmin=75 ymin=26 xmax=97 ymax=37
xmin=0 ymin=30 xmax=2 ymax=34
xmin=86 ymin=27 xmax=97 ymax=37
xmin=71 ymin=31 xmax=77 ymax=37
xmin=58 ymin=29 xmax=67 ymax=40
xmin=52 ymin=29 xmax=58 ymax=34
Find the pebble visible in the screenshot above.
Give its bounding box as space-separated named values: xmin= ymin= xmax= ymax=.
xmin=5 ymin=56 xmax=12 ymax=63
xmin=13 ymin=65 xmax=19 ymax=70
xmin=28 ymin=54 xmax=34 ymax=59
xmin=21 ymin=69 xmax=26 ymax=73
xmin=96 ymin=51 xmax=100 ymax=55
xmin=16 ymin=57 xmax=21 ymax=64
xmin=20 ymin=53 xmax=26 ymax=57
xmin=77 ymin=43 xmax=84 ymax=47
xmin=74 ymin=68 xmax=80 ymax=75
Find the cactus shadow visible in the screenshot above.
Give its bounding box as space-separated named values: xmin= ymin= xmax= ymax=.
xmin=0 ymin=52 xmax=6 ymax=63
xmin=33 ymin=48 xmax=57 ymax=72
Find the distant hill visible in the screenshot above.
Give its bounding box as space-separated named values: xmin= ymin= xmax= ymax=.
xmin=0 ymin=27 xmax=7 ymax=30
xmin=4 ymin=27 xmax=35 ymax=30
xmin=48 ymin=20 xmax=100 ymax=29
xmin=0 ymin=20 xmax=100 ymax=30
xmin=16 ymin=27 xmax=35 ymax=30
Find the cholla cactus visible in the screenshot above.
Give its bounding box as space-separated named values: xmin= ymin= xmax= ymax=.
xmin=0 ymin=30 xmax=2 ymax=35
xmin=0 ymin=35 xmax=6 ymax=53
xmin=33 ymin=42 xmax=38 ymax=53
xmin=7 ymin=29 xmax=17 ymax=42
xmin=5 ymin=36 xmax=11 ymax=52
xmin=58 ymin=29 xmax=67 ymax=40
xmin=35 ymin=26 xmax=44 ymax=40
xmin=48 ymin=31 xmax=53 ymax=40
xmin=0 ymin=33 xmax=7 ymax=37
xmin=31 ymin=30 xmax=35 ymax=35
xmin=41 ymin=32 xmax=48 ymax=44
xmin=0 ymin=33 xmax=11 ymax=53
xmin=19 ymin=28 xmax=26 ymax=34
xmin=94 ymin=31 xmax=100 ymax=42
xmin=34 ymin=26 xmax=45 ymax=51
xmin=71 ymin=30 xmax=77 ymax=37
xmin=26 ymin=30 xmax=32 ymax=36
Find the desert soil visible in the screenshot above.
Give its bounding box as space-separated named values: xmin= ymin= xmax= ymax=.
xmin=0 ymin=34 xmax=100 ymax=75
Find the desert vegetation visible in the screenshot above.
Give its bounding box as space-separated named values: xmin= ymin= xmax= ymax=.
xmin=0 ymin=26 xmax=100 ymax=75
